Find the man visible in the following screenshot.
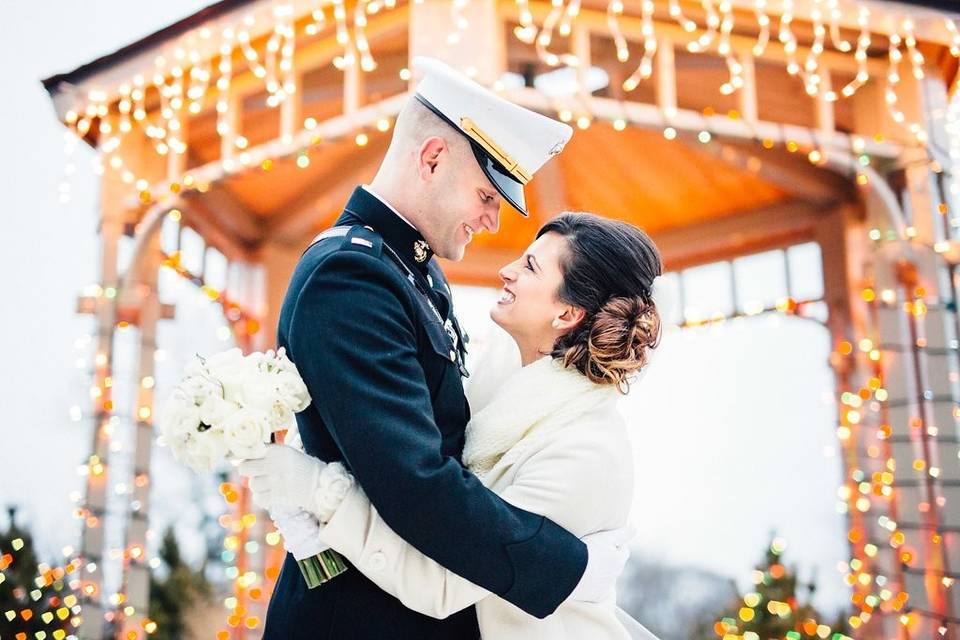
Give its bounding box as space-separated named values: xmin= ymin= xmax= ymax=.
xmin=246 ymin=57 xmax=628 ymax=639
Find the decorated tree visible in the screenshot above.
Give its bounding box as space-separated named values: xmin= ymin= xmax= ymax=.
xmin=710 ymin=536 xmax=850 ymax=640
xmin=0 ymin=506 xmax=78 ymax=638
xmin=148 ymin=526 xmax=212 ymax=640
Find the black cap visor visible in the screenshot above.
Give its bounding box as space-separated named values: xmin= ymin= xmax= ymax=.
xmin=467 ymin=140 xmax=528 ymax=217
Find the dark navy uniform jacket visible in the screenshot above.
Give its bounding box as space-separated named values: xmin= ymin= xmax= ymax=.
xmin=263 ymin=187 xmax=587 ymax=639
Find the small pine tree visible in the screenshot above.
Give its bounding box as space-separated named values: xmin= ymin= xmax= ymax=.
xmin=0 ymin=506 xmax=76 ymax=638
xmin=710 ymin=535 xmax=850 ymax=640
xmin=148 ymin=526 xmax=212 ymax=640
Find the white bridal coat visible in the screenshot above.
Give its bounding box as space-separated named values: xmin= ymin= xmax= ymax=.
xmin=318 ymin=333 xmax=657 ymax=640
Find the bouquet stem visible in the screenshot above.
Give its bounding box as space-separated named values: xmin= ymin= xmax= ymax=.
xmin=297 ymin=549 xmax=349 ymax=588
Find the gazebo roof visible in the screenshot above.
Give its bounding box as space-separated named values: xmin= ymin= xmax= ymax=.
xmin=40 ymin=0 xmax=956 ymax=285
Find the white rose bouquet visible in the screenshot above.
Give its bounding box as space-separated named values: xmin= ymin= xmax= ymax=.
xmin=159 ymin=346 xmax=347 ymax=588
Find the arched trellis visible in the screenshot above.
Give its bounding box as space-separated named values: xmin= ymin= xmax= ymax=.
xmin=40 ymin=0 xmax=960 ymax=638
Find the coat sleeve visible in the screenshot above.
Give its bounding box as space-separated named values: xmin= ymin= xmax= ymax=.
xmin=317 ymin=424 xmax=629 ymax=619
xmin=287 ymin=248 xmax=586 ymax=618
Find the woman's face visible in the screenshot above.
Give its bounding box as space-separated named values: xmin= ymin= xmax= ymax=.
xmin=491 ymin=232 xmax=579 ymax=350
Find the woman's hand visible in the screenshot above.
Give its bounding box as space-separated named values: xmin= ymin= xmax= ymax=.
xmin=238 ymin=444 xmax=326 ymax=511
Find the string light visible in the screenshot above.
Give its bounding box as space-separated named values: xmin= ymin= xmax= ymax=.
xmin=52 ymin=2 xmax=960 ymax=636
xmin=622 ymin=0 xmax=657 ymax=92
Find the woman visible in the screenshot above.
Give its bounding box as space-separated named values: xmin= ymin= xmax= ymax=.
xmin=258 ymin=212 xmax=662 ymax=639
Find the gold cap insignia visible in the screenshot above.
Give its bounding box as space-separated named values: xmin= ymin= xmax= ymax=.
xmin=414 ymin=239 xmax=430 ymax=263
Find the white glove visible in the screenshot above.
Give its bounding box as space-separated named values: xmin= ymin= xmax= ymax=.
xmin=238 ymin=444 xmax=326 ymax=511
xmin=569 ymin=525 xmax=636 ymax=602
xmin=268 ymin=505 xmax=330 ymax=561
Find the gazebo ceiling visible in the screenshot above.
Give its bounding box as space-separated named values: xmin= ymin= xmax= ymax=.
xmin=194 ymin=114 xmax=842 ymax=261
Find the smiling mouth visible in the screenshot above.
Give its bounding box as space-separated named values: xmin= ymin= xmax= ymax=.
xmin=463 ymin=224 xmax=475 ymax=242
xmin=498 ymin=289 xmax=515 ymax=305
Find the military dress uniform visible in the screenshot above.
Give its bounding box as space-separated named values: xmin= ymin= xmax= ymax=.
xmin=263 ymin=187 xmax=587 ymax=639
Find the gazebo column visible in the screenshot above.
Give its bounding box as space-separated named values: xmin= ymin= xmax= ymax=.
xmin=78 ymin=118 xmax=154 ymax=640
xmin=118 ymin=231 xmax=164 ymax=640
xmin=817 ymin=196 xmax=907 ymax=639
xmin=847 ymin=55 xmax=959 ymax=637
xmin=894 ymin=57 xmax=959 ymax=634
xmin=76 ymin=214 xmax=121 ymax=640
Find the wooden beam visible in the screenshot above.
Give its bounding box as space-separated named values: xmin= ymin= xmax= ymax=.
xmin=220 ymin=88 xmax=241 ymax=162
xmin=739 ymin=52 xmax=758 ymax=125
xmin=440 ymin=198 xmax=832 ymax=287
xmin=656 ymin=39 xmax=677 ymax=117
xmin=180 ymin=188 xmax=264 ymax=256
xmin=504 ymin=86 xmax=902 ymax=160
xmin=653 ymin=197 xmax=833 ymax=272
xmin=816 ymin=69 xmax=836 ymax=138
xmin=343 ymin=41 xmax=364 ymax=116
xmin=126 ymin=92 xmax=410 ymax=210
xmin=281 ymin=71 xmax=302 ymax=144
xmin=706 ymin=138 xmax=855 ymax=203
xmin=572 ymin=25 xmax=592 ymax=98
xmin=266 ymin=148 xmax=386 ymax=244
xmin=409 ymin=0 xmax=505 ymax=85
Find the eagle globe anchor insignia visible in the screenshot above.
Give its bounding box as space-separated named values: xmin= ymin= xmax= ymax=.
xmin=414 ymin=239 xmax=430 ymax=263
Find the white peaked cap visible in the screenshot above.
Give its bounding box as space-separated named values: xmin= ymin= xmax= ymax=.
xmin=411 ymin=56 xmax=573 ymax=216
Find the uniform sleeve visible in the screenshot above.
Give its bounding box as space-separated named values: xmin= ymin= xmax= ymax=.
xmin=287 ymin=249 xmax=586 ymax=618
xmin=316 ymin=426 xmax=628 ymax=619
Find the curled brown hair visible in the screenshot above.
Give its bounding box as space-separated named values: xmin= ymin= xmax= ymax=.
xmin=538 ymin=213 xmax=663 ymax=393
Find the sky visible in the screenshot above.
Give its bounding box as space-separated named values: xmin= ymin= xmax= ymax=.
xmin=0 ymin=0 xmax=849 ymax=619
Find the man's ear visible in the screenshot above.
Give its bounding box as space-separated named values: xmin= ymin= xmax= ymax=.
xmin=418 ymin=137 xmax=446 ymax=180
xmin=554 ymin=306 xmax=586 ymax=332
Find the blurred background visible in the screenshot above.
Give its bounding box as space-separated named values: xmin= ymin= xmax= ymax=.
xmin=4 ymin=0 xmax=960 ymax=638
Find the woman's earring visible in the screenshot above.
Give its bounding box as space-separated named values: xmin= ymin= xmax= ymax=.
xmin=551 ymin=319 xmax=561 ymax=329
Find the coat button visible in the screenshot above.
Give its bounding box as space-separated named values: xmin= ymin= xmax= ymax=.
xmin=367 ymin=551 xmax=387 ymax=573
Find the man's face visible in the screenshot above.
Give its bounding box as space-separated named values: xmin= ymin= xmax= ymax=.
xmin=418 ymin=138 xmax=504 ymax=261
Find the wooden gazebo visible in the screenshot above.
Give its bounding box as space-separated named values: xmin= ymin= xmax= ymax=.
xmin=42 ymin=0 xmax=960 ymax=637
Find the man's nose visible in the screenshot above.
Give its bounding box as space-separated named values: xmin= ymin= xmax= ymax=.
xmin=481 ymin=206 xmax=501 ymax=234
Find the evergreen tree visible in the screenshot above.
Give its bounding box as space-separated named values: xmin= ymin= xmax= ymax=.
xmin=148 ymin=526 xmax=211 ymax=640
xmin=708 ymin=536 xmax=850 ymax=640
xmin=0 ymin=506 xmax=76 ymax=638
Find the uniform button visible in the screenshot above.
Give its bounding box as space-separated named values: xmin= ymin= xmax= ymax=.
xmin=367 ymin=551 xmax=387 ymax=573
xmin=427 ymin=274 xmax=434 ymax=287
xmin=449 ymin=350 xmax=457 ymax=362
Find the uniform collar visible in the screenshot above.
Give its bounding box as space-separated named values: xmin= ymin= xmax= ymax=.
xmin=341 ymin=186 xmax=435 ymax=272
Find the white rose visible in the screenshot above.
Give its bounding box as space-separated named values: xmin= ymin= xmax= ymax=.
xmin=239 ymin=368 xmax=279 ymax=414
xmin=159 ymin=391 xmax=202 ymax=444
xmin=179 ymin=428 xmax=229 ymax=473
xmin=199 ymin=395 xmax=240 ymax=428
xmin=204 ymin=348 xmax=252 ymax=404
xmin=276 ymin=369 xmax=311 ymax=412
xmin=267 ymin=401 xmax=294 ymax=430
xmin=222 ymin=408 xmax=271 ymax=460
xmin=179 ymin=374 xmax=221 ymax=407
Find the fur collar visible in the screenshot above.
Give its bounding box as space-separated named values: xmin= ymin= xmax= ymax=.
xmin=462 ymin=356 xmax=618 ymax=479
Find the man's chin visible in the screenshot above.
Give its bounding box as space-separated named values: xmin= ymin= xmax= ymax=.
xmin=436 ymin=244 xmax=467 ymax=262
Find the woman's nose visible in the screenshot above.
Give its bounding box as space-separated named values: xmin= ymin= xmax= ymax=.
xmin=498 ymin=262 xmax=517 ymax=283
